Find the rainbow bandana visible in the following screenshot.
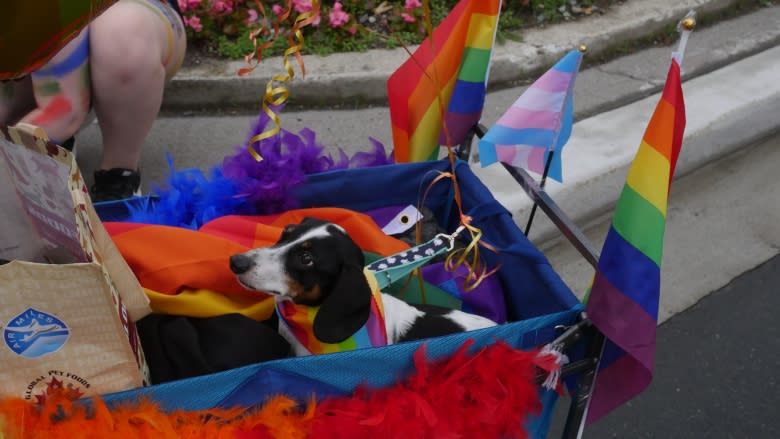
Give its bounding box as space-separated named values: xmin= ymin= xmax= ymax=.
xmin=275 ymin=269 xmax=388 ymax=355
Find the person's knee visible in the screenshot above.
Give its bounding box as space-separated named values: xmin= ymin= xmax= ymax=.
xmin=90 ymin=5 xmax=167 ymax=85
xmin=98 ymin=43 xmax=164 ymax=86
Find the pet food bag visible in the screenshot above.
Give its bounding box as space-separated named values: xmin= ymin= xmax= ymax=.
xmin=0 ymin=125 xmax=150 ymax=402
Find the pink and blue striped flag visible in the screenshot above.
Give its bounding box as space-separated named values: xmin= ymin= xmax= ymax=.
xmin=478 ymin=49 xmax=582 ymax=182
xmin=585 ymin=58 xmax=686 ymax=423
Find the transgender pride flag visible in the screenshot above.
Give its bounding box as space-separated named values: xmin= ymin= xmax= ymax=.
xmin=478 ymin=50 xmax=582 ymax=182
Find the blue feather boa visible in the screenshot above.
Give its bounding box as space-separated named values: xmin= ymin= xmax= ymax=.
xmin=127 ymin=108 xmax=394 ymax=229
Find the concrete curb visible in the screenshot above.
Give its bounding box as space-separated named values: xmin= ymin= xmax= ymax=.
xmin=162 ymin=0 xmax=748 ymax=111
xmin=472 ymin=44 xmax=780 ymax=247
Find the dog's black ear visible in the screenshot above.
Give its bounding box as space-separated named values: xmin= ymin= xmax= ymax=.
xmin=313 ymin=224 xmax=370 ymax=344
xmin=313 ymin=263 xmax=372 ymax=344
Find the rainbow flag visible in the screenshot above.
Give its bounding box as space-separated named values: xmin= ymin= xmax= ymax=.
xmin=585 ymin=59 xmax=686 ymax=423
xmin=276 ymin=269 xmax=388 ymax=355
xmin=478 ymin=50 xmax=582 ymax=182
xmin=388 ymin=0 xmax=501 ymax=163
xmin=0 ymin=0 xmax=117 ymax=79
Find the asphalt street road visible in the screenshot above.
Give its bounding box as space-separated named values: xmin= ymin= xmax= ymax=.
xmin=550 ymin=254 xmax=780 ymax=438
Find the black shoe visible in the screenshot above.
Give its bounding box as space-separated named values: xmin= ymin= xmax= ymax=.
xmin=90 ymin=168 xmax=141 ymax=203
xmin=60 ymin=136 xmax=76 ymax=152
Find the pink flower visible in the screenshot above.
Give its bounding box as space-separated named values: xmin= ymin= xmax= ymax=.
xmin=187 ymin=0 xmax=201 ymax=9
xmin=178 ymin=0 xmax=188 ymax=12
xmin=291 ymin=0 xmax=321 ymax=25
xmin=328 ymin=1 xmax=349 ymax=28
xmin=404 ymin=0 xmax=422 ymax=10
xmin=401 ymin=12 xmax=415 ymax=23
xmin=292 ymin=0 xmax=313 ymax=14
xmin=245 ymin=8 xmax=259 ymax=25
xmin=348 ymin=25 xmax=357 ymax=35
xmin=184 ymin=15 xmax=203 ymax=32
xmin=211 ymin=0 xmax=233 ymax=14
xmin=271 ymin=4 xmax=284 ymax=15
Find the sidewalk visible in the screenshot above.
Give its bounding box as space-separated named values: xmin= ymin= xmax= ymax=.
xmin=162 ymin=0 xmax=772 ymax=111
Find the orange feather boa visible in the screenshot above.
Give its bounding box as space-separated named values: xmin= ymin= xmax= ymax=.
xmin=0 ymin=340 xmax=549 ymax=439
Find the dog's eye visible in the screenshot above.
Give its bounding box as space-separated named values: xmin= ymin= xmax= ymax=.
xmin=299 ymin=251 xmax=314 ymax=266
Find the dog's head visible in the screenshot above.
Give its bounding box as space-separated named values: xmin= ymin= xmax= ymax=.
xmin=229 ymin=217 xmax=372 ymax=344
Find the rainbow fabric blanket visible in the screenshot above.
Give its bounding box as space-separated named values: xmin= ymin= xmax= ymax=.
xmin=104 ymin=208 xmax=409 ymax=322
xmin=104 ymin=204 xmax=509 ymax=326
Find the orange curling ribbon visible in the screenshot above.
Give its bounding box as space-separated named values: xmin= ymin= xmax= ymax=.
xmin=238 ymin=0 xmax=320 ymax=161
xmin=240 ymin=0 xmax=287 ymax=73
xmin=416 ymin=170 xmax=501 ymax=294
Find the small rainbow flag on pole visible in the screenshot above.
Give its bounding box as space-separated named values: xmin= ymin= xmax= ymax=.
xmin=584 ymin=54 xmax=687 ymax=423
xmin=477 ymin=49 xmax=582 ymax=182
xmin=388 ymin=0 xmax=502 ymax=163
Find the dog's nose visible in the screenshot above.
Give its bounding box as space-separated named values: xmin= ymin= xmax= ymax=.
xmin=229 ymin=254 xmax=254 ymax=274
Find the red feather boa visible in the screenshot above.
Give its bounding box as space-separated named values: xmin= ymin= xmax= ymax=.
xmin=0 ymin=340 xmax=549 ymax=439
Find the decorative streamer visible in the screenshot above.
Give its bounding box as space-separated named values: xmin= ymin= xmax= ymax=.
xmin=242 ymin=0 xmax=287 ymax=70
xmin=416 ymin=169 xmax=501 ymax=293
xmin=238 ymin=0 xmax=321 ymax=161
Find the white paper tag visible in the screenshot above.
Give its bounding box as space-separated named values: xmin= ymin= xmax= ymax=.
xmin=381 ymin=205 xmax=423 ymax=236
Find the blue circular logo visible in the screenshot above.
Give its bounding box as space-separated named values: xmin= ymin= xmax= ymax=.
xmin=4 ymin=308 xmax=70 ymax=358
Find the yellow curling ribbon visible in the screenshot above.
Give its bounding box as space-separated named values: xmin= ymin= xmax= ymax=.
xmin=239 ymin=0 xmax=320 ymax=161
xmin=444 ymin=219 xmax=501 ymax=292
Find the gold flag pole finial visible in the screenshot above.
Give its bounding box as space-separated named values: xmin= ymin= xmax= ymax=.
xmin=578 ymin=44 xmax=588 ymax=53
xmin=681 ymin=17 xmax=696 ymax=31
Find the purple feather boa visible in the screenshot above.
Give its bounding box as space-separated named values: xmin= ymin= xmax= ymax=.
xmin=127 ymin=108 xmax=394 ymax=229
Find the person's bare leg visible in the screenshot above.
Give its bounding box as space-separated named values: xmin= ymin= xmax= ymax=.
xmin=88 ymin=1 xmax=169 ymax=171
xmin=16 ymin=30 xmax=91 ymax=143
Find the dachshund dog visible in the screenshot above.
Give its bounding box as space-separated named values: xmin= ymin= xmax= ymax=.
xmin=229 ymin=217 xmax=496 ymax=356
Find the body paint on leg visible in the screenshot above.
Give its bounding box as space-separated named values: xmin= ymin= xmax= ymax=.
xmin=31 ymin=35 xmax=90 ymax=79
xmin=30 ymin=95 xmax=73 ymax=126
xmin=34 ymin=81 xmax=61 ymax=97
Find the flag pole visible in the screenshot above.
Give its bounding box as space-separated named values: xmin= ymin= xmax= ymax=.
xmin=580 ymin=13 xmax=695 ymax=427
xmin=525 ymin=45 xmax=587 ymax=236
xmin=673 ymin=11 xmax=696 ymax=66
xmin=523 ymin=151 xmax=555 ymax=234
